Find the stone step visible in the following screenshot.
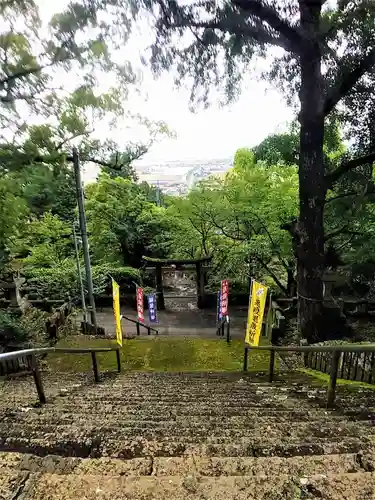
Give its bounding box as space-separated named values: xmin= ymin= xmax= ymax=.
xmin=1 ymin=418 xmax=372 ymax=447
xmin=1 ymin=434 xmax=369 ymax=459
xmin=70 ymin=385 xmax=309 ymax=396
xmin=98 ymin=436 xmax=371 ymax=459
xmin=0 ymin=451 xmax=368 ymax=477
xmin=3 ymin=418 xmax=373 ymax=440
xmin=2 ymin=406 xmax=319 ymax=419
xmin=4 ymin=413 xmax=368 ymax=430
xmin=25 ymin=394 xmax=325 ymax=407
xmin=53 ymin=385 xmax=305 ymax=396
xmin=4 ymin=470 xmax=375 ymax=499
xmin=153 ymin=453 xmax=365 ymax=477
xmin=75 ymin=382 xmax=302 ymax=394
xmin=8 ymin=408 xmax=352 ymax=425
xmin=15 ymin=404 xmax=373 ymax=422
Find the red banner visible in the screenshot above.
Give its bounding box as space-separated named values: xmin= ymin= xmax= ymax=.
xmin=136 ymin=287 xmax=144 ymax=323
xmin=220 ymin=279 xmax=229 ymax=316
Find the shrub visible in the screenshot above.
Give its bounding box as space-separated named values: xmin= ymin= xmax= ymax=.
xmin=0 ymin=310 xmax=30 ymax=348
xmin=23 ymin=260 xmax=141 ymax=300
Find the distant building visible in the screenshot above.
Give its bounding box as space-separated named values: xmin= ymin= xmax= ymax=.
xmin=135 ymin=158 xmax=232 ymax=194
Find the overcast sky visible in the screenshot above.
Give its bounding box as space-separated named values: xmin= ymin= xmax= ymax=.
xmin=37 ymin=0 xmax=293 ymax=165
xmin=129 ymin=74 xmax=293 ymax=164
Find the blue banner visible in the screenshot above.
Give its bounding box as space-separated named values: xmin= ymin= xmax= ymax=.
xmin=147 ymin=293 xmax=158 ymax=323
xmin=217 ymin=291 xmax=222 ymax=322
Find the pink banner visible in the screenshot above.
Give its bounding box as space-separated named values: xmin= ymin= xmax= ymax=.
xmin=220 ymin=279 xmax=229 ymax=316
xmin=136 ymin=287 xmax=144 ymax=323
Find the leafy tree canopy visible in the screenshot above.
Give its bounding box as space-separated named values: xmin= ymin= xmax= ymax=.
xmin=84 ymin=173 xmax=172 ymax=267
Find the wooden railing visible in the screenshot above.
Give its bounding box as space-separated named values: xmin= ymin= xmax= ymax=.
xmin=4 ymin=343 xmax=375 ymax=409
xmin=0 ymin=346 xmax=121 ymax=404
xmin=0 ymin=352 xmax=30 ymax=377
xmin=304 ymin=349 xmax=375 ymax=385
xmin=243 ymin=343 xmax=375 ymax=407
xmin=121 ymin=315 xmax=158 ymax=336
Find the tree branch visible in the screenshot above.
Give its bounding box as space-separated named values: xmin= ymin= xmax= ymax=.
xmin=232 ymin=0 xmax=303 ymax=53
xmin=0 ymin=93 xmax=41 ymax=103
xmin=56 ymin=130 xmax=93 ymax=151
xmin=325 ymin=226 xmax=361 ymax=242
xmin=324 ymin=191 xmax=358 ymax=204
xmin=325 ymin=151 xmax=375 ymax=187
xmin=19 ymin=148 xmax=144 ymax=172
xmin=324 ymin=47 xmax=375 ymax=116
xmin=240 ymin=208 xmax=290 ymax=270
xmin=168 ymin=17 xmax=289 ymax=50
xmin=0 ymin=67 xmax=43 ymax=89
xmin=256 ymin=256 xmax=288 ymax=294
xmin=214 ymin=220 xmax=246 ymax=241
xmin=336 ymin=233 xmax=356 ymax=252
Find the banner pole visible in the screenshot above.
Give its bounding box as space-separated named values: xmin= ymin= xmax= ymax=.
xmin=245 ymin=278 xmax=253 ymax=340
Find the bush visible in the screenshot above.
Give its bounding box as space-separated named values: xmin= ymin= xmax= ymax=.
xmin=92 ymin=263 xmax=141 ymax=295
xmin=0 ymin=306 xmax=76 ymax=350
xmin=23 ymin=260 xmax=141 ymax=300
xmin=0 ymin=310 xmax=29 ymax=348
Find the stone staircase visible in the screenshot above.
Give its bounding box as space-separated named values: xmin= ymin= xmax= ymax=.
xmin=1 ymin=371 xmax=375 ymax=499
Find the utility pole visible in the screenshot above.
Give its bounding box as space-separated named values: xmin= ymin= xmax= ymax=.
xmin=72 ymin=147 xmax=97 ymax=328
xmin=72 ymin=222 xmax=87 ymax=323
xmin=156 ymin=180 xmax=161 ymax=207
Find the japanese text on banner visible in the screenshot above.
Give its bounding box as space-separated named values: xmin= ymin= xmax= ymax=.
xmin=220 ymin=279 xmax=229 ymax=317
xmin=217 ymin=291 xmax=222 ymax=322
xmin=245 ymin=280 xmax=268 ymax=346
xmin=147 ymin=293 xmax=158 ymax=323
xmin=136 ymin=287 xmax=144 ymax=323
xmin=112 ymin=279 xmax=123 ymax=347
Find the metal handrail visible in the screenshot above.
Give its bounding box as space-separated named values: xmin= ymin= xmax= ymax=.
xmin=3 ymin=342 xmax=375 ymax=409
xmin=0 ymin=346 xmax=121 ymax=405
xmin=243 ymin=343 xmax=375 ymax=407
xmin=121 ymin=315 xmax=158 ymax=335
xmin=0 ymin=347 xmax=118 ymax=362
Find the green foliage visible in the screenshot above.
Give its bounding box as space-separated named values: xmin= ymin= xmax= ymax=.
xmin=12 ymin=213 xmax=73 ymax=267
xmin=21 ymin=164 xmax=76 ymax=220
xmin=91 ymin=263 xmax=141 ymax=294
xmin=253 ymin=133 xmax=299 ymax=166
xmin=85 ymin=173 xmax=171 ymax=267
xmin=23 ymin=260 xmax=140 ymax=300
xmin=0 ymin=174 xmax=28 ymax=270
xmin=24 ymin=259 xmax=80 ymax=299
xmin=0 ymin=306 xmax=65 ymax=348
xmin=0 ymin=0 xmax=135 ymax=133
xmin=165 ymin=152 xmax=298 ymax=293
xmin=0 ymin=311 xmax=29 ymax=347
xmin=233 ymin=148 xmax=257 ymax=170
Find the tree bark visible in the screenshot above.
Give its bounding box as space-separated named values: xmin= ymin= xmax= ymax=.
xmin=297 ymin=1 xmax=326 ymax=343
xmin=286 ymin=261 xmax=296 ymax=297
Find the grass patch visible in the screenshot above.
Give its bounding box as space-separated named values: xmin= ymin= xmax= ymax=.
xmin=47 ymin=336 xmax=275 ymax=373
xmin=298 ymin=368 xmax=375 ymax=390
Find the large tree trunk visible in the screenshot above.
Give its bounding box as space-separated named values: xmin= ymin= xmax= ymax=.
xmin=297 ymin=1 xmax=326 ymax=343
xmin=286 ymin=261 xmax=296 ymax=297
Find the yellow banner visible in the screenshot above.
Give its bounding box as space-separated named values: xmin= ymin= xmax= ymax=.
xmin=112 ymin=279 xmax=123 ymax=347
xmin=245 ymin=280 xmax=268 ymax=346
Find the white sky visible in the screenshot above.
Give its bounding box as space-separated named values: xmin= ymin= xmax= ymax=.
xmin=129 ymin=74 xmax=293 ymax=164
xmin=35 ymin=1 xmax=293 ymax=165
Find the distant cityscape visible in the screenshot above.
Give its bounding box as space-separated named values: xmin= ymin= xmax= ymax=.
xmin=135 ymin=157 xmax=233 ymax=195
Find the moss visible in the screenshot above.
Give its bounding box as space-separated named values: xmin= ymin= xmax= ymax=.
xmin=47 ymin=336 xmax=275 ymax=373
xmin=297 ymin=368 xmax=375 ymax=390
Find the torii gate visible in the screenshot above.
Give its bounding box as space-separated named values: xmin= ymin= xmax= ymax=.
xmin=142 ymin=256 xmax=212 ymax=310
